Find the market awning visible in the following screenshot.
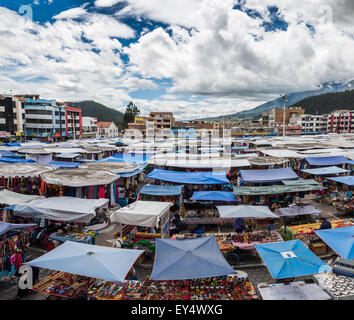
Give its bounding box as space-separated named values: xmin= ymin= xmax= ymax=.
xmin=281 ymin=179 xmax=320 ymax=186
xmin=217 ymin=205 xmax=278 ymax=218
xmin=9 ymin=197 xmax=109 ymax=223
xmin=0 ymin=157 xmax=35 ymax=164
xmin=0 ymin=189 xmax=44 ymax=206
xmin=305 ymin=156 xmax=349 ymax=166
xmin=255 ymin=240 xmax=331 ymax=279
xmin=0 ymin=163 xmax=54 ymax=178
xmin=233 ymin=184 xmax=324 ymax=195
xmin=315 ymin=226 xmax=354 ymax=260
xmin=0 ymin=222 xmax=37 ymax=236
xmin=146 ymin=169 xmax=229 ymax=184
xmin=277 ymin=205 xmax=321 ymax=217
xmin=48 ymin=161 xmax=81 ymax=170
xmin=112 ymin=153 xmax=152 ymax=164
xmin=110 ymin=200 xmax=173 ymax=228
xmin=239 ymin=167 xmax=299 ymax=184
xmin=139 ymin=184 xmax=183 ymax=196
xmin=26 ymin=241 xmax=144 ymax=282
xmin=326 ymin=176 xmax=354 ymax=186
xmin=147 ymin=158 xmax=251 ymax=169
xmin=0 ymin=151 xmax=21 ymax=158
xmin=55 ymin=153 xmax=81 ymax=159
xmin=119 ymin=168 xmax=144 ymax=178
xmin=301 ymin=166 xmax=350 ymax=176
xmin=191 ymin=191 xmax=237 ymax=202
xmin=150 ymin=236 xmax=235 ymax=280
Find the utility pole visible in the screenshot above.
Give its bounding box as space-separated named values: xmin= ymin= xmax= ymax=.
xmin=280 ymin=94 xmax=288 ymax=139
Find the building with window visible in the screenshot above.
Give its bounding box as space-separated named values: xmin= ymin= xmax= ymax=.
xmin=328 ymin=110 xmax=354 ymax=133
xmin=98 ymin=121 xmax=118 ymax=137
xmin=65 ymin=106 xmax=82 ymax=139
xmin=291 ymin=114 xmax=328 ymax=134
xmin=0 ymin=94 xmax=25 ymax=139
xmin=82 ymin=116 xmax=98 ymax=138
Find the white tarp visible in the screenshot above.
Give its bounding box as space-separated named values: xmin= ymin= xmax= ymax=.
xmin=110 ymin=200 xmax=173 ymax=227
xmin=0 ymin=189 xmax=44 ymax=206
xmin=148 ymin=158 xmax=250 ymax=169
xmin=260 ymin=149 xmax=304 ymax=158
xmin=0 ymin=163 xmax=54 ymax=178
xmin=217 ymin=205 xmax=279 ymax=218
xmin=11 ymin=197 xmax=109 ymax=223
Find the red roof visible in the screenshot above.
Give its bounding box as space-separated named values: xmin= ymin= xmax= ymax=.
xmin=98 ymin=122 xmax=113 ymax=128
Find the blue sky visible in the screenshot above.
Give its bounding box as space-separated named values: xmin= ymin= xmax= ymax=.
xmin=0 ymin=0 xmax=353 ymax=119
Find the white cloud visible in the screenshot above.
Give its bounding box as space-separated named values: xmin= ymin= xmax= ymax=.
xmin=95 ymin=0 xmax=124 ymax=8
xmin=53 ymin=7 xmax=87 ymax=20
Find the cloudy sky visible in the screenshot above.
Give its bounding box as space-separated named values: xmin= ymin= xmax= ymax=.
xmin=0 ymin=0 xmax=353 ymax=119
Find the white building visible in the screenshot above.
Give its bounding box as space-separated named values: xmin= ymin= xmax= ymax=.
xmin=327 ymin=110 xmax=354 ymax=133
xmin=290 ymin=114 xmax=327 ymax=134
xmin=98 ymin=122 xmax=118 ymax=137
xmin=82 ymin=116 xmax=98 ymax=138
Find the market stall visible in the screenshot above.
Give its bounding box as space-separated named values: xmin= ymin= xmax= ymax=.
xmin=313 ymin=273 xmax=354 ymax=300
xmin=238 ymin=167 xmax=299 ymax=184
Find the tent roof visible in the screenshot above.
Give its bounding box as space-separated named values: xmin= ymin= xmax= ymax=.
xmin=191 ymin=191 xmax=237 ymax=202
xmin=27 ymin=240 xmax=143 ymax=282
xmin=0 ymin=222 xmax=36 ymax=236
xmin=277 ymin=205 xmax=321 ymax=217
xmin=119 ymin=168 xmax=144 ymax=178
xmin=217 ymin=205 xmax=278 ymax=218
xmin=139 ymin=184 xmax=183 ymax=196
xmin=305 ymin=156 xmax=349 ymax=166
xmin=255 ymin=239 xmax=331 ymax=279
xmin=0 ymin=157 xmax=35 ymax=164
xmin=41 ymin=168 xmax=119 ymax=187
xmin=0 ymin=151 xmax=21 ymax=158
xmin=48 ymin=161 xmax=80 ymax=170
xmin=56 ymin=153 xmax=81 ymax=159
xmin=110 ymin=200 xmax=173 ymax=228
xmin=0 ymin=163 xmax=54 ymax=178
xmin=150 ymin=236 xmax=235 ymax=280
xmin=0 ymin=189 xmax=43 ymax=206
xmin=282 ymin=179 xmax=320 ymax=186
xmin=146 ymin=169 xmax=229 ymax=185
xmin=233 ymin=184 xmax=324 ymax=195
xmin=260 ymin=149 xmax=303 ymax=158
xmin=326 ymin=176 xmax=354 ymax=186
xmin=315 ymin=226 xmax=354 ymax=259
xmin=147 ymin=158 xmax=250 ymax=169
xmin=301 ymin=166 xmax=350 ymax=176
xmin=80 ymin=161 xmax=138 ymax=174
xmin=239 ymin=167 xmax=298 ymax=183
xmin=10 ymin=197 xmax=109 ymax=223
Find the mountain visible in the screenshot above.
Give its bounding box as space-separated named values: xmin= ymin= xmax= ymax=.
xmin=200 ymin=80 xmax=354 ymax=120
xmin=66 ymin=100 xmax=124 ymax=123
xmin=290 ymin=89 xmax=354 ymax=114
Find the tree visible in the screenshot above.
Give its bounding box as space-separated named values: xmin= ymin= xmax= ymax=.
xmin=122 ymin=102 xmax=140 ymax=129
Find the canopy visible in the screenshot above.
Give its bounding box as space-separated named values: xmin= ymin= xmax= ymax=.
xmin=217 ymin=205 xmax=278 ymax=218
xmin=119 ymin=168 xmax=144 ymax=178
xmin=146 ymin=169 xmax=229 ymax=184
xmin=110 ymin=201 xmax=173 ymax=228
xmin=239 ymin=167 xmax=298 ymax=183
xmin=282 ymin=179 xmax=320 ymax=186
xmin=79 ymin=161 xmax=138 ymax=174
xmin=302 ymin=166 xmax=350 ymax=176
xmin=139 ymin=184 xmax=183 ymax=196
xmin=327 ymin=176 xmax=354 ymax=186
xmin=10 ymin=197 xmax=109 ymax=223
xmin=0 ymin=151 xmax=21 ymax=158
xmin=149 ymin=158 xmax=250 ymax=169
xmin=26 ymin=241 xmax=144 ymax=282
xmin=0 ymin=163 xmax=54 ymax=178
xmin=261 ymin=149 xmax=303 ymax=158
xmin=305 ymin=156 xmax=349 ymax=166
xmin=277 ymin=205 xmax=321 ymax=217
xmin=112 ymin=153 xmax=152 ymax=164
xmin=255 ymin=240 xmax=331 ymax=279
xmin=56 ymin=153 xmax=81 ymax=159
xmin=315 ymin=226 xmax=354 ymax=259
xmin=48 ymin=161 xmax=80 ymax=170
xmin=191 ymin=191 xmax=237 ymax=202
xmin=233 ymin=184 xmax=324 ymax=195
xmin=0 ymin=222 xmax=36 ymax=236
xmin=0 ymin=157 xmax=35 ymax=164
xmin=0 ymin=189 xmax=43 ymax=206
xmin=150 ymin=236 xmax=235 ymax=280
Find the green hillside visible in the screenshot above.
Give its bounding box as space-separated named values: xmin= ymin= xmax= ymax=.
xmin=290 ymin=90 xmax=354 ymax=114
xmin=66 ymin=100 xmax=124 ymax=123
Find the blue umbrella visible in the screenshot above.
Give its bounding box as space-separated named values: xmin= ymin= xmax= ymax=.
xmin=27 ymin=241 xmax=144 ymax=282
xmin=150 ymin=236 xmax=235 ymax=280
xmin=315 ymin=226 xmax=354 ymax=260
xmin=255 ymin=240 xmax=330 ymax=279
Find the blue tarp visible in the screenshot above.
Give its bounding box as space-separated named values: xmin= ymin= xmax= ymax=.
xmin=119 ymin=168 xmax=144 ymax=178
xmin=305 ymin=156 xmax=349 ymax=166
xmin=231 ymin=146 xmax=249 ymax=150
xmin=139 ymin=184 xmax=183 ymax=196
xmin=0 ymin=157 xmax=35 ymax=164
xmin=191 ymin=191 xmax=237 ymax=202
xmin=146 ymin=169 xmax=229 ymax=184
xmin=302 ymin=166 xmax=350 ymax=176
xmin=0 ymin=222 xmax=36 ymax=237
xmin=0 ymin=151 xmax=21 ymax=158
xmin=255 ymin=240 xmax=331 ymax=279
xmin=150 ymin=236 xmax=235 ymax=280
xmin=26 ymin=240 xmax=144 ymax=282
xmin=112 ymin=153 xmax=153 ymax=164
xmin=315 ymin=226 xmax=354 ymax=259
xmin=239 ymin=167 xmax=298 ymax=184
xmin=327 ymin=176 xmax=354 ymax=186
xmin=48 ymin=161 xmax=81 ymax=170
xmin=1 ymin=143 xmax=21 ymax=147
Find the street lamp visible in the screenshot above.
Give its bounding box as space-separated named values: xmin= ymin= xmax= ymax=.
xmin=280 ymin=94 xmax=288 ymax=139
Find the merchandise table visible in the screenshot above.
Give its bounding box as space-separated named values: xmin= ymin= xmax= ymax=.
xmin=258 ymin=281 xmax=332 ymax=300
xmin=49 ymin=230 xmax=98 ymax=244
xmin=313 ymin=273 xmax=354 ymax=300
xmin=32 ymin=271 xmax=258 ymax=300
